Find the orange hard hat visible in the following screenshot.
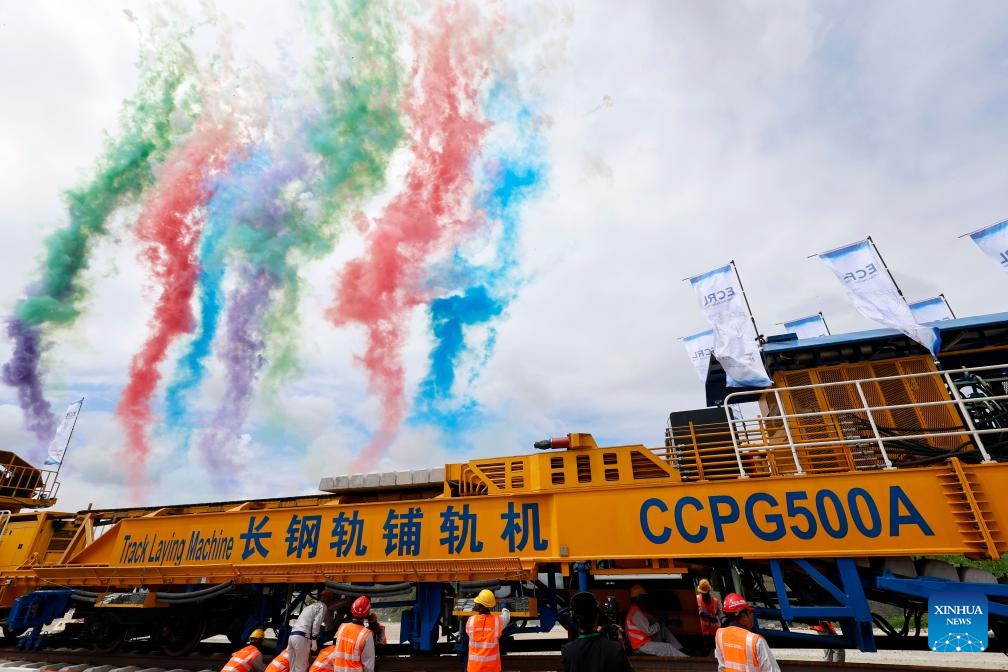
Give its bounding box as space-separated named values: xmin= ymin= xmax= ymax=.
xmin=723 ymin=593 xmax=752 ymax=615
xmin=629 ymin=585 xmax=647 ymax=598
xmin=351 ymin=595 xmax=372 ymax=618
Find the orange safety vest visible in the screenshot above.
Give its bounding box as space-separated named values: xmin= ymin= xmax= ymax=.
xmin=624 ymin=604 xmax=651 ymax=650
xmin=265 ymin=649 xmax=290 ymax=672
xmin=697 ymin=594 xmax=722 ymax=635
xmin=716 ymin=625 xmax=762 ymax=672
xmin=330 ymin=622 xmax=373 ymax=672
xmin=222 ymin=645 xmax=263 ymax=672
xmin=308 ymin=645 xmax=338 ymax=672
xmin=465 ymin=612 xmax=503 ymax=672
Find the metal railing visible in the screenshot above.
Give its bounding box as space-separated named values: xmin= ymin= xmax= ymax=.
xmin=0 ymin=459 xmax=60 ymax=506
xmin=662 ymin=364 xmax=1008 ymax=481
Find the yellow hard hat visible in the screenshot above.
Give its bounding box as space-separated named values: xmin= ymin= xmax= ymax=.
xmin=474 ymin=589 xmax=496 ymax=609
xmin=697 ymin=579 xmax=712 ymax=594
xmin=249 ymin=628 xmax=266 ymax=641
xmin=629 ymin=585 xmax=647 ymax=598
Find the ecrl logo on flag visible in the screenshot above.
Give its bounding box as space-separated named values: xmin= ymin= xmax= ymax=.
xmin=928 ymin=592 xmax=987 ymax=652
xmin=818 ymin=240 xmax=940 ymax=356
xmin=968 ymin=219 xmax=1008 ymax=271
xmin=682 ymin=330 xmax=715 ymax=383
xmin=689 ymin=264 xmax=772 ymax=388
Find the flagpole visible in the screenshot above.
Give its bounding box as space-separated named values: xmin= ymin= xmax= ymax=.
xmin=866 ymin=236 xmax=906 ymax=299
xmin=52 ymin=397 xmax=84 ymax=484
xmin=730 ymin=260 xmax=762 ymax=342
xmin=958 ymin=219 xmax=1006 ymax=239
xmin=818 ymin=311 xmax=832 ymax=335
xmin=940 ymin=293 xmax=956 ymax=319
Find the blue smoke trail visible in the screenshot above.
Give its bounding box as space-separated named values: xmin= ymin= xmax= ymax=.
xmin=411 ymin=82 xmax=545 ymax=434
xmin=162 ymin=149 xmax=268 ymax=427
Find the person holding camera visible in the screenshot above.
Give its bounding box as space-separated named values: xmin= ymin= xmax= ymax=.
xmin=561 ymin=592 xmax=634 ymax=672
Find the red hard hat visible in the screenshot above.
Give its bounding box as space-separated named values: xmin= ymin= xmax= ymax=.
xmin=722 ymin=593 xmax=752 ymax=615
xmin=319 ymin=589 xmax=338 ymax=605
xmin=351 ymin=595 xmax=372 ymax=618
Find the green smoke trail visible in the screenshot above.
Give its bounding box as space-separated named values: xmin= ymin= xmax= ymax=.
xmin=4 ymin=17 xmax=199 ymax=445
xmin=259 ymin=0 xmax=406 ymax=388
xmin=17 ymin=26 xmax=198 ymax=327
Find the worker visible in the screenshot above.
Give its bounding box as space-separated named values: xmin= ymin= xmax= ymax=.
xmin=264 ymin=647 xmax=290 ymax=672
xmin=313 ymin=595 xmax=376 ymax=672
xmin=287 ymin=589 xmax=340 ymax=672
xmin=715 ymin=593 xmax=780 ymax=672
xmin=696 ymin=578 xmax=723 ymax=652
xmin=810 ymin=621 xmax=845 ymax=663
xmin=465 ymin=588 xmax=511 ymax=672
xmin=307 ymin=640 xmax=338 ymax=672
xmin=624 ymin=585 xmax=686 ymax=657
xmin=561 ymin=591 xmax=634 ymax=672
xmin=222 ymin=628 xmax=267 ymax=672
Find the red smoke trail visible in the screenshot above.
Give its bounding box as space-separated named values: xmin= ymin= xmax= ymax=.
xmin=116 ymin=123 xmax=233 ymax=491
xmin=329 ymin=3 xmax=494 ymax=471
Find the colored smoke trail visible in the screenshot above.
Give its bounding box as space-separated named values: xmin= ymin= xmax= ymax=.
xmin=258 ymin=0 xmax=407 ymax=390
xmin=189 ymin=146 xmax=308 ymax=471
xmin=2 ymin=319 xmax=51 ymax=443
xmin=1 ymin=27 xmax=194 ymax=456
xmin=412 ymin=88 xmax=546 ymax=434
xmin=115 ymin=121 xmax=234 ymax=487
xmin=179 ymin=0 xmax=408 ymax=476
xmin=162 ymin=174 xmax=230 ymax=427
xmin=330 ymin=2 xmax=494 ymax=471
xmin=195 ymin=267 xmax=277 ymax=482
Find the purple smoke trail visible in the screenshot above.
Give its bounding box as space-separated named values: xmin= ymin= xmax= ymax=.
xmin=3 ymin=319 xmax=54 ymax=448
xmin=194 ymin=266 xmax=278 ymax=484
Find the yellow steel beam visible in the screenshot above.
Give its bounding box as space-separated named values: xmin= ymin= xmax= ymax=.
xmin=20 ymin=461 xmax=1006 ymax=589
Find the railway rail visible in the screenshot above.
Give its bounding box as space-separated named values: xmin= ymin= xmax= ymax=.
xmin=0 ymin=649 xmax=997 ymax=672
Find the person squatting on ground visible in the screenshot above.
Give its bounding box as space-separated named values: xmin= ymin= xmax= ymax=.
xmin=222 ymin=628 xmax=267 ymax=672
xmin=308 ymin=641 xmax=338 ymax=672
xmin=696 ymin=579 xmax=723 ymax=652
xmin=561 ymin=592 xmax=635 ymax=672
xmin=264 ymin=647 xmax=290 ymax=672
xmin=714 ymin=593 xmax=780 ymax=672
xmin=287 ymin=589 xmax=340 ymax=672
xmin=320 ymin=595 xmax=377 ymax=672
xmin=623 ymin=585 xmax=686 ymax=657
xmin=466 ymin=589 xmax=511 ymax=672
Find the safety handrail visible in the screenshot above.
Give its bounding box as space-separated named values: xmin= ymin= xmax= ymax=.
xmin=662 ymin=363 xmax=1007 ymax=480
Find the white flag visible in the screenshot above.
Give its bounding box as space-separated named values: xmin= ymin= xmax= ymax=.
xmin=783 ymin=314 xmax=829 ymax=339
xmin=908 ymin=296 xmax=954 ymax=323
xmin=689 ymin=264 xmax=772 ymax=387
xmin=968 ymin=219 xmax=1008 ymax=272
xmin=45 ymin=398 xmax=83 ymax=467
xmin=819 ymin=240 xmax=940 ymax=356
xmin=682 ymin=330 xmax=715 ymax=383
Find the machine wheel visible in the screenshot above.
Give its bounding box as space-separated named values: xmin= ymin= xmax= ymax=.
xmin=157 ymin=613 xmax=206 ymax=656
xmin=84 ymin=614 xmax=124 ymax=654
